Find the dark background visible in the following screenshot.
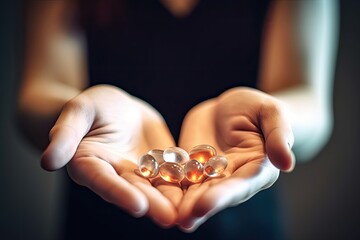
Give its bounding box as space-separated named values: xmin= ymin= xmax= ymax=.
xmin=1 ymin=1 xmax=359 ymax=239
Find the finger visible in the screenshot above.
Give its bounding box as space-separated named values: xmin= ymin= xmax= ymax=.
xmin=131 ymin=179 xmax=178 ymax=228
xmin=179 ymin=216 xmax=208 ymax=233
xmin=179 ymin=161 xmax=279 ymax=230
xmin=260 ymin=100 xmax=295 ymax=172
xmin=194 ymin=162 xmax=279 ymax=217
xmin=177 ymin=182 xmax=213 ymax=230
xmin=151 ymin=178 xmax=183 ymax=210
xmin=67 ymin=157 xmax=149 ymax=217
xmin=119 ymin=162 xmax=178 ymax=227
xmin=41 ymin=98 xmax=95 ymax=170
xmin=122 ymin=176 xmax=178 ymax=227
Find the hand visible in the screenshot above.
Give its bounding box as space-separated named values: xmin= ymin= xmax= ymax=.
xmin=41 ymin=85 xmax=183 ymax=227
xmin=177 ymin=87 xmax=295 ymax=231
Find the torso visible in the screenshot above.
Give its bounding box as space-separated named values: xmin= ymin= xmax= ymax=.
xmin=65 ymin=2 xmax=285 ymax=239
xmin=81 ymin=0 xmax=268 ymax=140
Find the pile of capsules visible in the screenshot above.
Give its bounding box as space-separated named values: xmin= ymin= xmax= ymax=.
xmin=137 ymin=144 xmax=228 ymax=183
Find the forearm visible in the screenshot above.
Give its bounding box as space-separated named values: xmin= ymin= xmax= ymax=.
xmin=259 ymin=0 xmax=339 ymax=162
xmin=271 ymin=86 xmax=333 ymax=162
xmin=275 ymin=0 xmax=339 ymax=162
xmin=18 ymin=1 xmax=88 ymax=149
xmin=17 ymin=78 xmax=81 ymax=150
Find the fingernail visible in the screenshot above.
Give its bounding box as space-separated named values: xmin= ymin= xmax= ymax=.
xmin=179 ymin=222 xmax=198 ymax=233
xmin=130 ymin=205 xmax=147 ymax=218
xmin=179 ymin=226 xmax=195 ymax=233
xmin=152 ymin=217 xmax=174 ymax=229
xmin=283 ymin=151 xmax=296 ymax=173
xmin=179 ymin=217 xmax=207 ymax=233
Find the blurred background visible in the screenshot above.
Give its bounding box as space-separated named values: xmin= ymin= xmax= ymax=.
xmin=1 ymin=1 xmax=359 ymax=239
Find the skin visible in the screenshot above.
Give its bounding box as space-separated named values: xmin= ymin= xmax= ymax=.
xmin=41 ymin=85 xmax=182 ymax=225
xmin=18 ymin=0 xmax=338 ymax=233
xmin=39 ymin=84 xmax=294 ymax=229
xmin=177 ymin=87 xmax=295 ymax=231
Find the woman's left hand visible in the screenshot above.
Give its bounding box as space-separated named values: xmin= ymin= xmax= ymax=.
xmin=177 ymin=87 xmax=295 ymax=232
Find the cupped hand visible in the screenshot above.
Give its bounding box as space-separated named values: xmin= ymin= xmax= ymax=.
xmin=41 ymin=85 xmax=183 ymax=227
xmin=177 ymin=87 xmax=295 ymax=232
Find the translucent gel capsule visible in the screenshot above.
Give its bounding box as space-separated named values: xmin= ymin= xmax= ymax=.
xmin=189 ymin=144 xmax=217 ymax=164
xmin=147 ymin=149 xmax=165 ymax=164
xmin=204 ymin=155 xmax=228 ymax=177
xmin=163 ymin=147 xmax=189 ymax=165
xmin=159 ymin=162 xmax=184 ymax=183
xmin=138 ymin=154 xmax=159 ymax=178
xmin=184 ymin=160 xmax=204 ymax=183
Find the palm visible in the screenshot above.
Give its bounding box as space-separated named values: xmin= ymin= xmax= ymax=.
xmin=43 ymin=86 xmax=293 ymax=230
xmin=44 ymin=85 xmax=183 ymax=226
xmin=177 ymin=87 xmax=293 ymax=231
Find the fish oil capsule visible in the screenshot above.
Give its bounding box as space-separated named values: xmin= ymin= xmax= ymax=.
xmin=204 ymin=155 xmax=228 ymax=177
xmin=159 ymin=162 xmax=184 ymax=183
xmin=163 ymin=147 xmax=189 ymax=165
xmin=184 ymin=160 xmax=204 ymax=183
xmin=147 ymin=149 xmax=165 ymax=164
xmin=138 ymin=154 xmax=159 ymax=178
xmin=189 ymin=144 xmax=217 ymax=164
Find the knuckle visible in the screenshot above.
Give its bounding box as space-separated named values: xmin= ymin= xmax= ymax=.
xmin=63 ymin=97 xmax=89 ymax=114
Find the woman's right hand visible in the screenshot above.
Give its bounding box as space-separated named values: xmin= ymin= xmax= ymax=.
xmin=41 ymin=84 xmax=182 ymax=227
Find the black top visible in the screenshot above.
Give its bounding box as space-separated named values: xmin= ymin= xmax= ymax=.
xmin=82 ymin=0 xmax=267 ymax=140
xmin=64 ymin=1 xmax=285 ymax=239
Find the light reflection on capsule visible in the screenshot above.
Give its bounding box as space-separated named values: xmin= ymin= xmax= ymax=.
xmin=138 ymin=154 xmax=159 ymax=178
xmin=163 ymin=147 xmax=189 ymax=165
xmin=189 ymin=144 xmax=216 ymax=164
xmin=184 ymin=160 xmax=204 ymax=183
xmin=159 ymin=162 xmax=184 ymax=183
xmin=204 ymin=155 xmax=228 ymax=177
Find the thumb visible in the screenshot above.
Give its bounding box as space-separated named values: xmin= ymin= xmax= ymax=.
xmin=41 ymin=99 xmax=95 ymax=171
xmin=260 ymin=101 xmax=295 ymax=172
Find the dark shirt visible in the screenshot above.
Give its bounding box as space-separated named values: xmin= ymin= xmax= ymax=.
xmin=82 ymin=0 xmax=267 ymax=140
xmin=64 ymin=1 xmax=285 ymax=239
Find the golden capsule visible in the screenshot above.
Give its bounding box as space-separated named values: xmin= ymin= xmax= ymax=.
xmin=147 ymin=149 xmax=165 ymax=164
xmin=163 ymin=147 xmax=189 ymax=165
xmin=189 ymin=144 xmax=217 ymax=164
xmin=159 ymin=162 xmax=184 ymax=183
xmin=204 ymin=155 xmax=228 ymax=177
xmin=184 ymin=160 xmax=204 ymax=183
xmin=138 ymin=154 xmax=159 ymax=178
